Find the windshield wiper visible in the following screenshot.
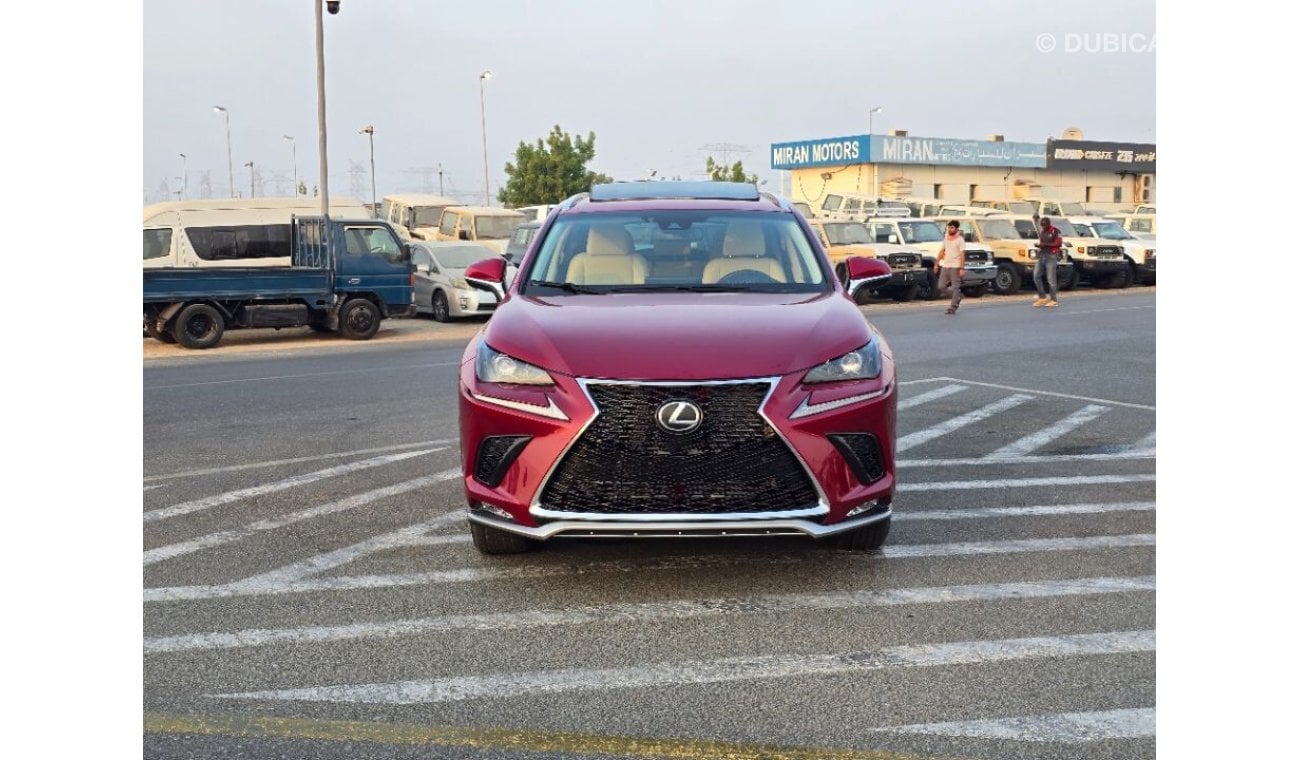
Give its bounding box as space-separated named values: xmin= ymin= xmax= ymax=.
xmin=604 ymin=284 xmax=759 ymax=293
xmin=526 ymin=280 xmax=605 ymax=295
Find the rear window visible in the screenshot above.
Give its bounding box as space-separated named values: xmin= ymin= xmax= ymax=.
xmin=143 ymin=228 xmax=172 ymax=260
xmin=185 ymin=224 xmax=290 ymax=260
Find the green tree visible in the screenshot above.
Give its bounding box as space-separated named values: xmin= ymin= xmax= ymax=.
xmin=705 ymin=157 xmax=759 ymax=184
xmin=499 ymin=125 xmax=613 ymax=206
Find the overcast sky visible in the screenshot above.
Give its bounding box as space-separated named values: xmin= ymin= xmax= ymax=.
xmin=143 ymin=0 xmax=1155 ymax=205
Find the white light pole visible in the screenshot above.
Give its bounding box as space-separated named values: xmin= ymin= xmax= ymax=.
xmin=213 ymin=105 xmax=234 ymax=198
xmin=178 ymin=153 xmax=187 ymax=200
xmin=283 ymin=135 xmax=297 ymax=196
xmin=479 ymin=70 xmax=493 ymax=206
xmin=359 ymin=125 xmax=376 ymax=212
xmin=244 ymin=161 xmax=255 ymax=199
xmin=868 ymin=105 xmax=883 ymax=200
xmin=315 ymin=0 xmax=332 ymax=218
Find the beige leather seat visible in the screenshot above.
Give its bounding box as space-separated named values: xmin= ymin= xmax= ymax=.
xmin=564 ymin=224 xmax=649 ymax=285
xmin=701 ymin=221 xmax=787 ymax=284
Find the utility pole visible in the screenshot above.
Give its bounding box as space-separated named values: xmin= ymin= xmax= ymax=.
xmin=699 ymin=142 xmax=752 ymax=172
xmin=178 ymin=153 xmax=188 ymax=200
xmin=244 ymin=161 xmax=255 ymax=198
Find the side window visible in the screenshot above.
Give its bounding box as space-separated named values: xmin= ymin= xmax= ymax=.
xmin=1131 ymin=218 xmax=1152 ymax=233
xmin=412 ymin=249 xmax=431 ymax=269
xmin=821 ymin=194 xmax=842 ymax=212
xmin=344 ymin=225 xmax=403 ymax=262
xmin=958 ymin=221 xmax=975 ymax=242
xmin=439 ymin=212 xmax=458 ymax=236
xmin=143 ymin=228 xmax=172 ymax=260
xmin=186 ymin=225 xmax=291 ymax=260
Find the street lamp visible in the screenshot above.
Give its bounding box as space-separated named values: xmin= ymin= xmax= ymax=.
xmin=479 ymin=70 xmax=493 ymax=206
xmin=359 ymin=125 xmax=376 ymax=212
xmin=244 ymin=161 xmax=255 ymax=199
xmin=213 ymin=105 xmax=234 ymax=198
xmin=178 ymin=153 xmax=187 ymax=200
xmin=283 ymin=135 xmax=298 ymax=196
xmin=315 ymin=0 xmax=334 ymax=218
xmin=868 ymin=105 xmax=884 ymax=199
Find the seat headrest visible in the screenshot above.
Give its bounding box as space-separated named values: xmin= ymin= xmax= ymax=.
xmin=722 ymin=221 xmax=766 ymax=258
xmin=586 ymin=224 xmax=634 ymax=256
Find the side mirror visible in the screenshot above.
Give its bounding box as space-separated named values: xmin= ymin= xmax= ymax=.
xmin=465 ymin=257 xmax=507 ymax=285
xmin=402 ymin=243 xmax=413 ymax=262
xmin=838 ymin=256 xmax=892 ymax=301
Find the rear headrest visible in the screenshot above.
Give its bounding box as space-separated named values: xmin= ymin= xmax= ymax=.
xmin=722 ymin=221 xmax=765 ymax=258
xmin=586 ymin=224 xmax=634 ymax=256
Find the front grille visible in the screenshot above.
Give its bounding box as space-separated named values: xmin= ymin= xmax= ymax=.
xmin=1094 ymin=245 xmax=1123 ymax=257
xmin=885 ymin=252 xmax=921 ymax=268
xmin=474 ymin=435 xmax=531 ymax=487
xmin=965 ymin=250 xmax=990 ymax=264
xmin=540 ymin=383 xmax=820 ymax=515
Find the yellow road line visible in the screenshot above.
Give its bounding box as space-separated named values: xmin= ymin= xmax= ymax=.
xmin=143 ymin=712 xmax=963 ymax=760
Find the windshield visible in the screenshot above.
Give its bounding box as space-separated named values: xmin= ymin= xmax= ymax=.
xmin=1013 ymin=220 xmax=1038 ymax=239
xmin=1051 ymin=219 xmax=1078 ymax=236
xmin=1087 ymin=221 xmax=1133 ymax=240
xmin=897 ymin=221 xmax=944 ymax=243
xmin=1059 ymin=202 xmax=1086 ymax=215
xmin=976 ymin=219 xmax=1019 ymax=240
xmin=429 ymin=245 xmax=498 ymax=268
xmin=1003 ymin=201 xmax=1035 ymax=214
xmin=523 ymin=211 xmax=828 ymax=294
xmin=823 ymin=222 xmax=872 ymax=245
xmin=412 ymin=206 xmax=447 ymax=227
xmin=474 ymin=215 xmax=522 ymax=239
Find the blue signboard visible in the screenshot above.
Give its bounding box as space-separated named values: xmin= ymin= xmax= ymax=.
xmin=770 ymin=135 xmax=870 ymax=170
xmin=771 ymin=134 xmax=1048 ymax=169
xmin=871 ymin=136 xmax=1046 ymax=168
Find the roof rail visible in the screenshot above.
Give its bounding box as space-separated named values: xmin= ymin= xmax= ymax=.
xmin=557 ymin=192 xmax=589 ymax=212
xmin=589 ymin=181 xmax=761 ymax=202
xmin=759 ymin=191 xmax=790 ymax=211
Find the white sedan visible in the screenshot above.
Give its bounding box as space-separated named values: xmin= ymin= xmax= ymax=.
xmin=411 ymin=242 xmax=515 ymax=322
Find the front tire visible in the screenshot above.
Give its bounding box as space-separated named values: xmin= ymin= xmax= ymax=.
xmin=1104 ymin=265 xmax=1135 ymax=289
xmin=823 ymin=516 xmax=891 ymax=551
xmin=915 ymin=270 xmax=940 ymax=301
xmin=172 ymin=303 xmax=224 ymax=349
xmin=338 ymin=298 xmax=381 ymax=340
xmin=432 ymin=290 xmax=453 ymax=322
xmin=1059 ymin=267 xmax=1079 ymax=291
xmin=992 ymin=263 xmax=1021 ymax=295
xmin=470 ymin=521 xmax=535 ymax=555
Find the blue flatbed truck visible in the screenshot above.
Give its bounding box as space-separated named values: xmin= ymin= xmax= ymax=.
xmin=144 ymin=216 xmax=415 ymax=349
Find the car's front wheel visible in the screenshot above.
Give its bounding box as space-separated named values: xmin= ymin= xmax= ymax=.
xmin=470 ymin=521 xmax=535 ymax=555
xmin=992 ymin=263 xmax=1021 ymax=295
xmin=432 ymin=290 xmax=452 ymax=323
xmin=822 ymin=516 xmax=891 ymax=551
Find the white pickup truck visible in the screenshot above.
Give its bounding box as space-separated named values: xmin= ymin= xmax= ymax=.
xmin=1069 ymin=216 xmax=1156 ymax=286
xmin=862 ymin=216 xmax=998 ymax=299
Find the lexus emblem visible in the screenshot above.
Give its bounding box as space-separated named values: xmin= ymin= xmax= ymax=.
xmin=656 ymin=400 xmax=703 ymax=434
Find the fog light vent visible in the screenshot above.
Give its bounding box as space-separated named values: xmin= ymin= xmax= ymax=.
xmin=474 ymin=435 xmax=532 ymax=487
xmin=828 ymin=433 xmax=886 ymax=484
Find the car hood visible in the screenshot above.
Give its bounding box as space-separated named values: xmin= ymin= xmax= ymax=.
xmin=478 ymin=291 xmax=874 ymax=381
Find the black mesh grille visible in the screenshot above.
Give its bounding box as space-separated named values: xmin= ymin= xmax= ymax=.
xmin=474 ymin=435 xmax=531 ymax=487
xmin=828 ymin=433 xmax=886 ymax=484
xmin=540 ymin=383 xmax=820 ymax=515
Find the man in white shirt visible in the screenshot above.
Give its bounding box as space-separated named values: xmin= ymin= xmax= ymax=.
xmin=934 ymin=220 xmax=966 ymax=314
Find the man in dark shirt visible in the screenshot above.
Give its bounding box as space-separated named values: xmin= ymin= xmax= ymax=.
xmin=1033 ymin=216 xmax=1064 ymax=307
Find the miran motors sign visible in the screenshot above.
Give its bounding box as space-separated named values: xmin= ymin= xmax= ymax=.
xmin=872 ymin=136 xmax=1046 ymax=168
xmin=770 ymin=135 xmax=869 ymax=170
xmin=1046 ymin=140 xmax=1156 ymax=172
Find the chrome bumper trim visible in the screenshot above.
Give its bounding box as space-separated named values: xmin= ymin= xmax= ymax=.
xmin=469 ymin=507 xmax=891 ymax=540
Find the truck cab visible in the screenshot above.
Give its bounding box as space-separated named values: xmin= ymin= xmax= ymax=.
xmin=807 ymin=219 xmax=927 ymax=301
xmin=1050 ymin=217 xmax=1129 ymax=287
xmin=380 ymin=194 xmax=461 ymax=241
xmin=819 ymin=193 xmax=910 ymax=221
xmin=1106 ymin=213 xmax=1157 ymax=240
xmin=952 ymin=216 xmax=1077 ymax=296
xmin=863 ymin=216 xmax=998 ymax=298
xmin=434 ymin=206 xmax=527 ymax=253
xmin=1020 ymin=198 xmax=1089 ymax=218
xmin=971 ymin=199 xmax=1039 ymax=215
xmin=1068 ymin=216 xmax=1156 ymax=286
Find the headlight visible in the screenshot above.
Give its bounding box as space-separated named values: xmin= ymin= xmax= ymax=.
xmin=451 ymin=277 xmax=470 ymax=290
xmin=475 ymin=342 xmax=554 ymax=385
xmin=803 ymin=340 xmax=883 ymax=384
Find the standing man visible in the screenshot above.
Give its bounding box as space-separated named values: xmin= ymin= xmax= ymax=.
xmin=1034 ymin=216 xmax=1064 ymax=307
xmin=935 ymin=220 xmax=966 ymax=315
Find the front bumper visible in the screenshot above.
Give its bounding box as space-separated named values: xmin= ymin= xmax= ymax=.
xmin=1070 ymin=258 xmax=1128 ymax=276
xmin=961 ymin=263 xmax=997 ymax=285
xmin=458 ymin=362 xmax=898 ymax=540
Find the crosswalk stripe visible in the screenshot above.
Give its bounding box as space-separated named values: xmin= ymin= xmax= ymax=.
xmin=896 ymin=394 xmax=1034 ymax=452
xmin=144 ymin=575 xmax=1154 ymax=653
xmin=143 ymin=467 xmax=458 ymax=566
xmin=143 ymin=533 xmax=1155 ymax=603
xmin=1133 ymin=430 xmax=1157 ymax=450
xmin=899 ymin=474 xmax=1155 ymax=491
xmin=984 ymin=404 xmax=1110 ymax=459
xmin=896 ymin=384 xmax=968 ymax=410
xmin=898 ymin=501 xmax=1154 ymax=520
xmin=898 ymin=451 xmax=1154 ymax=466
xmin=876 ymin=707 xmax=1155 ymax=743
xmin=212 ymin=630 xmax=1155 ymax=705
xmin=142 ymin=449 xmax=437 ymax=523
xmin=142 ymin=439 xmax=455 ymax=483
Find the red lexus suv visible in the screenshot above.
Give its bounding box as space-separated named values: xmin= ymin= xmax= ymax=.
xmin=457 ymin=182 xmax=897 ymax=554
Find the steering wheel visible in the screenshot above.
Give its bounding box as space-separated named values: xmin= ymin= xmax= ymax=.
xmin=716 ymin=269 xmax=779 ymax=285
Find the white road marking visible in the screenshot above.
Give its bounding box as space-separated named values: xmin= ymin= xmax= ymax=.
xmin=143 ymin=466 xmax=457 ymax=566
xmin=142 ymin=449 xmax=435 ymax=523
xmin=899 ymin=474 xmax=1155 ymax=491
xmin=144 ymin=533 xmax=1155 ymax=603
xmin=878 ymin=707 xmax=1155 ymax=743
xmin=143 ymin=484 xmax=169 ymax=492
xmin=898 ymin=501 xmax=1154 ymax=521
xmin=896 ymin=394 xmax=1034 ymax=452
xmin=985 ymin=404 xmax=1110 ymax=459
xmin=1133 ymin=430 xmax=1157 ymax=450
xmin=212 ymin=630 xmax=1154 ymax=704
xmin=907 ymin=377 xmax=1155 ymax=411
xmin=145 ymin=576 xmax=1154 ymax=653
xmin=897 ymin=384 xmax=968 ymax=410
xmin=898 ymin=451 xmax=1153 ymax=467
xmin=143 ymin=362 xmax=460 ymax=390
xmin=142 ymin=440 xmax=454 ymax=483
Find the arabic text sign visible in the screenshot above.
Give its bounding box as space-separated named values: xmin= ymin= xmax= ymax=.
xmin=871 ymin=136 xmax=1047 ymax=168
